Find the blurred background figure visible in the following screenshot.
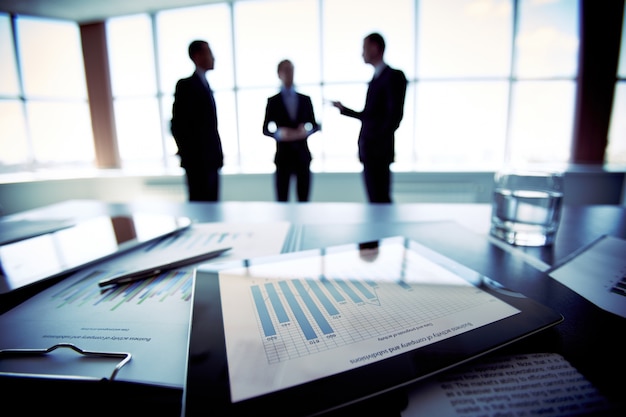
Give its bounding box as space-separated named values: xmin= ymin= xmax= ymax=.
xmin=171 ymin=40 xmax=224 ymax=202
xmin=263 ymin=59 xmax=320 ymax=202
xmin=332 ymin=33 xmax=407 ymax=204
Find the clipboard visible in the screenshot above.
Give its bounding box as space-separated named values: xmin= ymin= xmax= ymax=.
xmin=0 ymin=343 xmax=131 ymax=381
xmin=0 ymin=343 xmax=183 ymax=414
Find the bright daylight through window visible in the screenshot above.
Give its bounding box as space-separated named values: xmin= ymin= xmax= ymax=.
xmin=0 ymin=0 xmax=624 ymax=176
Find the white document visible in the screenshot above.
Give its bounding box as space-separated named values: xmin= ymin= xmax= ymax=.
xmin=96 ymin=221 xmax=294 ymax=275
xmin=548 ymin=235 xmax=626 ymax=318
xmin=0 ymin=221 xmax=292 ymax=388
xmin=218 ymin=246 xmax=520 ymax=402
xmin=402 ymin=352 xmax=615 ymax=417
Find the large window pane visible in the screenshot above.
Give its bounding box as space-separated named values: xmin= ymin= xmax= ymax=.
xmin=323 ymin=0 xmax=415 ymax=83
xmin=508 ymin=81 xmax=575 ymax=165
xmin=0 ymin=15 xmax=28 ymax=169
xmin=236 ymin=88 xmax=278 ymax=173
xmin=114 ymin=98 xmax=163 ymax=167
xmin=1 ymin=0 xmax=590 ymax=177
xmin=27 ymin=101 xmax=94 ymax=163
xmin=0 ymin=14 xmax=20 ymax=96
xmin=414 ymin=81 xmax=508 ymax=169
xmin=214 ymin=91 xmax=240 ymax=172
xmin=107 ymin=14 xmax=157 ymax=97
xmin=607 ymin=83 xmax=626 ymax=164
xmin=13 ymin=16 xmax=94 ymax=168
xmin=234 ymin=0 xmax=320 ymax=88
xmin=0 ymin=101 xmax=29 ymax=166
xmin=515 ymin=0 xmax=579 ymax=78
xmin=417 ymin=0 xmax=512 ymax=78
xmin=16 ymin=16 xmax=87 ymax=99
xmin=314 ymin=84 xmax=367 ymax=172
xmin=156 ymin=3 xmax=234 ymax=93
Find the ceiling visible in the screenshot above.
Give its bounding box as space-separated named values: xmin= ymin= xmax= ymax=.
xmin=0 ymin=0 xmax=224 ymax=23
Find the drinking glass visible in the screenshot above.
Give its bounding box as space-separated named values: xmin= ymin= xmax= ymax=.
xmin=490 ymin=170 xmax=564 ymax=246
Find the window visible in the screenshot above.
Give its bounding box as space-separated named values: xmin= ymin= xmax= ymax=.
xmin=417 ymin=0 xmax=512 ymax=78
xmin=0 ymin=13 xmax=28 ymax=169
xmin=154 ymin=3 xmax=235 ymax=170
xmin=113 ymin=0 xmax=580 ymax=174
xmin=0 ymin=14 xmax=94 ymax=171
xmin=508 ymin=0 xmax=578 ymax=166
xmin=0 ymin=14 xmax=19 ymax=96
xmin=2 ymin=0 xmax=604 ymax=176
xmin=107 ymin=14 xmax=163 ymax=170
xmin=414 ymin=0 xmax=512 ymax=169
xmin=17 ymin=16 xmax=94 ymax=166
xmin=234 ymin=0 xmax=321 ymax=172
xmin=321 ymin=0 xmax=415 ymax=171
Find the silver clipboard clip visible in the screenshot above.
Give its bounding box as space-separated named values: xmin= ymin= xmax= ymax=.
xmin=0 ymin=343 xmax=131 ymax=381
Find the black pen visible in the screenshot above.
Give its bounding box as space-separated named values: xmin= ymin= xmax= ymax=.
xmin=98 ymin=247 xmax=232 ymax=288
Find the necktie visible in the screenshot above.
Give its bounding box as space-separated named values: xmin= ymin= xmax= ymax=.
xmin=284 ymin=90 xmax=297 ymax=120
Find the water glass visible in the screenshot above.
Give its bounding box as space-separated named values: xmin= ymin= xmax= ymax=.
xmin=490 ymin=170 xmax=564 ymax=246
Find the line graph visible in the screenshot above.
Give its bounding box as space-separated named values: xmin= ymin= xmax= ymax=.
xmin=51 ymin=269 xmax=193 ymax=311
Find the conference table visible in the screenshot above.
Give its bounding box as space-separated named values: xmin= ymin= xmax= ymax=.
xmin=1 ymin=199 xmax=625 ymax=416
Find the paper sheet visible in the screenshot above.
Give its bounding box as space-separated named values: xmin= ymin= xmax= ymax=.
xmin=402 ymin=352 xmax=616 ymax=417
xmin=94 ymin=221 xmax=294 ymax=275
xmin=0 ymin=221 xmax=292 ymax=388
xmin=217 ymin=242 xmax=520 ymax=402
xmin=548 ymin=235 xmax=626 ymax=318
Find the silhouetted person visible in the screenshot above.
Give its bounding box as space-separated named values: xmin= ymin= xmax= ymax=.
xmin=171 ymin=40 xmax=224 ymax=202
xmin=332 ymin=33 xmax=407 ymax=203
xmin=263 ymin=59 xmax=320 ymax=202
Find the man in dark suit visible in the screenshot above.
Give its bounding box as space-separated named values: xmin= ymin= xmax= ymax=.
xmin=171 ymin=40 xmax=224 ymax=202
xmin=332 ymin=33 xmax=407 ymax=203
xmin=263 ymin=59 xmax=320 ymax=202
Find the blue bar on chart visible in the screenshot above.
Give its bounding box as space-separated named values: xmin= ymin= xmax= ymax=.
xmin=397 ymin=280 xmax=412 ymax=290
xmin=306 ymin=279 xmax=340 ymax=316
xmin=217 ymin=232 xmax=228 ymax=243
xmin=320 ymin=277 xmax=345 ymax=303
xmin=334 ymin=278 xmax=363 ymax=304
xmin=292 ymin=280 xmax=334 ymax=335
xmin=265 ymin=282 xmax=290 ymax=323
xmin=365 ymin=279 xmax=378 ymax=288
xmin=279 ymin=281 xmax=317 ymax=340
xmin=251 ymin=285 xmax=276 ymax=337
xmin=349 ymin=279 xmax=377 ymax=300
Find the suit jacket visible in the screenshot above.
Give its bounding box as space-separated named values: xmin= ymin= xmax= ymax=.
xmin=341 ymin=65 xmax=407 ymax=164
xmin=170 ymin=72 xmax=224 ymax=170
xmin=262 ymin=91 xmax=320 ymax=166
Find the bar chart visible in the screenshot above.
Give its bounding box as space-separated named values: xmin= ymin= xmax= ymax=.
xmin=221 ymin=242 xmax=523 ymax=402
xmin=249 ymin=274 xmax=492 ymax=364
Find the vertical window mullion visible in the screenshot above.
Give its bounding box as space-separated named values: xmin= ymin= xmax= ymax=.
xmin=150 ymin=13 xmax=168 ymax=169
xmin=10 ymin=14 xmax=35 ymax=169
xmin=229 ymin=1 xmax=242 ymax=172
xmin=504 ymin=0 xmax=519 ymax=166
